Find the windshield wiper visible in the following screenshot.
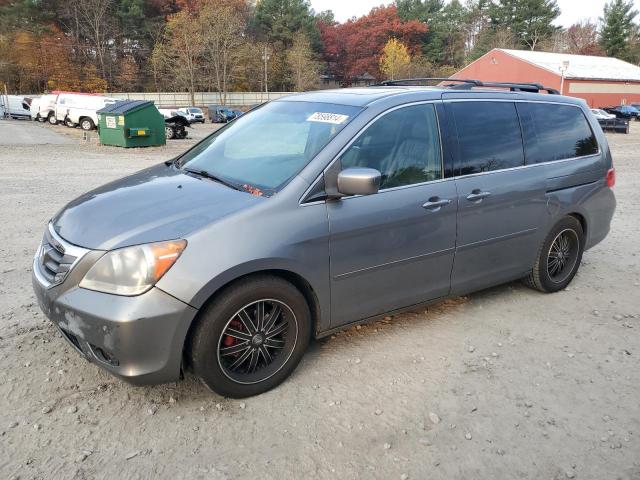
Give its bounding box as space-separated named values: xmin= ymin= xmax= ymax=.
xmin=183 ymin=168 xmax=244 ymax=192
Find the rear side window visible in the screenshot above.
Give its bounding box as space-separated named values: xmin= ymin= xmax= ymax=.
xmin=517 ymin=103 xmax=598 ymax=163
xmin=450 ymin=102 xmax=524 ymax=175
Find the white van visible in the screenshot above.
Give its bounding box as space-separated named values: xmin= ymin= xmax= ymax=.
xmin=0 ymin=95 xmax=31 ymax=119
xmin=54 ymin=94 xmax=117 ymax=130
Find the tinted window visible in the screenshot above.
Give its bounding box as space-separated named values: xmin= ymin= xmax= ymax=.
xmin=450 ymin=102 xmax=524 ymax=175
xmin=518 ymin=103 xmax=598 ymax=163
xmin=340 ymin=104 xmax=442 ymax=189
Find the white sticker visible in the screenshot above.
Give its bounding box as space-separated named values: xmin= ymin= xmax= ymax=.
xmin=307 ymin=112 xmax=349 ymax=124
xmin=105 ymin=116 xmax=116 ymax=129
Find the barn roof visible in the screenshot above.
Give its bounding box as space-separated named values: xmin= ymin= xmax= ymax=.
xmin=498 ymin=49 xmax=640 ymax=82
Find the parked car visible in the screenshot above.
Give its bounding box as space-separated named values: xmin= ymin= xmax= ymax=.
xmin=590 ymin=108 xmax=615 ymax=120
xmin=603 ymin=105 xmax=640 ymax=120
xmin=164 ymin=114 xmax=190 ymax=140
xmin=0 ymin=95 xmax=31 ymax=119
xmin=231 ymin=109 xmax=244 ymax=119
xmin=590 ymin=108 xmax=629 ymax=134
xmin=178 ymin=107 xmax=206 ymax=124
xmin=207 ymin=104 xmax=234 ymax=123
xmin=32 ymin=82 xmax=616 ymax=398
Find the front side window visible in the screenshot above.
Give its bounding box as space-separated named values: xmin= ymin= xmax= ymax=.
xmin=340 ymin=103 xmax=442 ymax=189
xmin=179 ymin=101 xmax=361 ymax=195
xmin=518 ymin=103 xmax=598 ymax=163
xmin=450 ymin=101 xmax=524 ymax=175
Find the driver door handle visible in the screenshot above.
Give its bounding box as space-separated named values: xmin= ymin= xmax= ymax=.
xmin=422 ymin=197 xmax=451 ymax=211
xmin=466 ymin=189 xmax=491 ymax=202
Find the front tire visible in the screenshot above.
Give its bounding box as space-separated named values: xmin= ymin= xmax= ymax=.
xmin=80 ymin=118 xmax=94 ymax=131
xmin=190 ymin=275 xmax=311 ymax=398
xmin=165 ymin=126 xmax=175 ymax=139
xmin=65 ymin=117 xmax=76 ymax=128
xmin=47 ymin=113 xmax=57 ymax=125
xmin=525 ymin=216 xmax=584 ymax=293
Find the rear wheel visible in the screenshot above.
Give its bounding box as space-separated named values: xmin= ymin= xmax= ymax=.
xmin=80 ymin=118 xmax=94 ymax=131
xmin=525 ymin=216 xmax=584 ymax=293
xmin=190 ymin=275 xmax=311 ymax=398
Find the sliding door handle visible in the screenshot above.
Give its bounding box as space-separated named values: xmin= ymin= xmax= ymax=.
xmin=466 ymin=190 xmax=491 ymax=202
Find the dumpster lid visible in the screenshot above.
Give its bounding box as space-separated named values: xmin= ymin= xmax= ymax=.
xmin=97 ymin=100 xmax=154 ymax=115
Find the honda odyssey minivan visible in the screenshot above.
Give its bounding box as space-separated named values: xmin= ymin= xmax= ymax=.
xmin=33 ymin=80 xmax=616 ymax=398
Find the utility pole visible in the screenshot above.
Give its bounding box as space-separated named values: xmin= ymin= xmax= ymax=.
xmin=262 ymin=45 xmax=270 ymax=101
xmin=2 ymin=82 xmax=9 ymax=120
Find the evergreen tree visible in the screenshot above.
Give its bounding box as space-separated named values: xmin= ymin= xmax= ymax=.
xmin=599 ymin=0 xmax=638 ymax=61
xmin=489 ymin=0 xmax=560 ymax=50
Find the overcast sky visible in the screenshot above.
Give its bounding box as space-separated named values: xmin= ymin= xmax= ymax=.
xmin=309 ymin=0 xmax=640 ymax=26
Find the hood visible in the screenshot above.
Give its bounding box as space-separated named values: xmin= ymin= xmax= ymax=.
xmin=53 ymin=163 xmax=263 ymax=250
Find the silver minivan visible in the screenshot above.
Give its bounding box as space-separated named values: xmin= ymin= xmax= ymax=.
xmin=32 ymin=80 xmax=616 ymax=397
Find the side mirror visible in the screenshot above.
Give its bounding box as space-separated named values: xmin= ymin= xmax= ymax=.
xmin=337 ymin=167 xmax=381 ymax=196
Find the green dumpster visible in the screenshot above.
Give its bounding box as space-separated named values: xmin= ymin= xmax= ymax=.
xmin=97 ymin=100 xmax=166 ymax=147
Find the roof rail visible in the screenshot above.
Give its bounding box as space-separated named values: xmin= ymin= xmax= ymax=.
xmin=374 ymin=78 xmax=482 ymax=87
xmin=372 ymin=78 xmax=560 ymax=95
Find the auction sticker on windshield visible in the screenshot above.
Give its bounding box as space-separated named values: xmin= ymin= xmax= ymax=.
xmin=307 ymin=112 xmax=349 ymax=124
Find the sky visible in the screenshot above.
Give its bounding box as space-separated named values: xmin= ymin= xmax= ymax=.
xmin=309 ymin=0 xmax=640 ymax=26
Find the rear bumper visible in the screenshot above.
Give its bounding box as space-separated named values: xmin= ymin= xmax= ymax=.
xmin=32 ymin=271 xmax=198 ymax=385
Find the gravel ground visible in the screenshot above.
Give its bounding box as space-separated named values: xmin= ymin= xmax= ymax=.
xmin=0 ymin=120 xmax=639 ymax=480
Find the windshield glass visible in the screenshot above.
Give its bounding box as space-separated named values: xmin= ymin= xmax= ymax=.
xmin=189 ymin=108 xmax=202 ymax=113
xmin=179 ymin=101 xmax=362 ymax=195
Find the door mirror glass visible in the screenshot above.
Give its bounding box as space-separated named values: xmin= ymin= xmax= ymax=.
xmin=337 ymin=167 xmax=381 ymax=196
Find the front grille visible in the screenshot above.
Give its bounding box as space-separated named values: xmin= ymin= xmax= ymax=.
xmin=34 ymin=224 xmax=89 ymax=288
xmin=38 ymin=230 xmax=77 ymax=285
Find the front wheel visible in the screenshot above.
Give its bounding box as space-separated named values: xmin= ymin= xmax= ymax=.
xmin=47 ymin=113 xmax=57 ymax=125
xmin=189 ymin=275 xmax=311 ymax=398
xmin=65 ymin=117 xmax=76 ymax=128
xmin=165 ymin=126 xmax=175 ymax=139
xmin=80 ymin=118 xmax=94 ymax=131
xmin=525 ymin=216 xmax=584 ymax=293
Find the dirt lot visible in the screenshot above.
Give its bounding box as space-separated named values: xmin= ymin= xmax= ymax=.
xmin=1 ymin=119 xmax=639 ymax=480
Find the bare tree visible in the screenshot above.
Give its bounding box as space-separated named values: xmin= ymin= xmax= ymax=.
xmin=286 ymin=32 xmax=320 ymax=91
xmin=200 ymin=1 xmax=248 ymax=104
xmin=566 ymin=20 xmax=602 ymax=55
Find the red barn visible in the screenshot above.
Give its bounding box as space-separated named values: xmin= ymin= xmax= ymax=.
xmin=453 ymin=48 xmax=640 ymax=108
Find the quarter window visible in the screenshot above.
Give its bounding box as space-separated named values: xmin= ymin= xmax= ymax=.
xmin=517 ymin=103 xmax=598 ymax=163
xmin=450 ymin=101 xmax=524 ymax=175
xmin=340 ymin=104 xmax=442 ymax=189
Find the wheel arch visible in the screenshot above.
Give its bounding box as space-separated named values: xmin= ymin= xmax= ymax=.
xmin=567 ymin=212 xmax=587 ymax=239
xmin=181 ymin=268 xmax=322 ymax=369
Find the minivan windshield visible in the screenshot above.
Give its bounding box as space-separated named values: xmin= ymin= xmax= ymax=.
xmin=178 ymin=101 xmax=362 ymax=195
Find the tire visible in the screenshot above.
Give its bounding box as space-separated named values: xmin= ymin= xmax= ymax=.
xmin=524 ymin=216 xmax=584 ymax=293
xmin=165 ymin=126 xmax=175 ymax=139
xmin=65 ymin=117 xmax=76 ymax=128
xmin=189 ymin=275 xmax=311 ymax=398
xmin=47 ymin=113 xmax=57 ymax=125
xmin=80 ymin=118 xmax=94 ymax=131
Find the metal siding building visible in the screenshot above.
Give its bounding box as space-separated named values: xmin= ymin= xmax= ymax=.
xmin=453 ymin=48 xmax=640 ymax=107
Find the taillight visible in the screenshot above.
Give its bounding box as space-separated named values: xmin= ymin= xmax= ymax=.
xmin=606 ymin=168 xmax=616 ymax=188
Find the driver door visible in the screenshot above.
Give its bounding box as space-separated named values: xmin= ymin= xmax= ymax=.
xmin=327 ymin=103 xmax=457 ymax=326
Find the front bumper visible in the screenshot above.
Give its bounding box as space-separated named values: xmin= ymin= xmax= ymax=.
xmin=32 ymin=253 xmax=198 ymax=385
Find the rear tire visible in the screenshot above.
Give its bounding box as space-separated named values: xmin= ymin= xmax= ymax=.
xmin=524 ymin=216 xmax=584 ymax=293
xmin=189 ymin=275 xmax=311 ymax=398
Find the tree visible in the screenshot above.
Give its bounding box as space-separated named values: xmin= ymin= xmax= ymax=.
xmin=319 ymin=5 xmax=427 ymax=85
xmin=566 ymin=20 xmax=603 ymax=55
xmin=286 ymin=31 xmax=320 ymax=91
xmin=489 ymin=0 xmax=561 ymax=50
xmin=152 ymin=9 xmax=206 ymax=104
xmin=252 ymin=0 xmax=320 ymax=50
xmin=380 ymin=38 xmax=411 ymax=80
xmin=600 ymin=0 xmax=638 ymax=61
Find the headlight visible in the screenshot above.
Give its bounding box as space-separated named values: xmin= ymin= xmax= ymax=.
xmin=79 ymin=240 xmax=186 ymax=296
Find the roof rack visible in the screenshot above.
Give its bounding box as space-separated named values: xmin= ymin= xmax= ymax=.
xmin=372 ymin=78 xmax=560 ymax=95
